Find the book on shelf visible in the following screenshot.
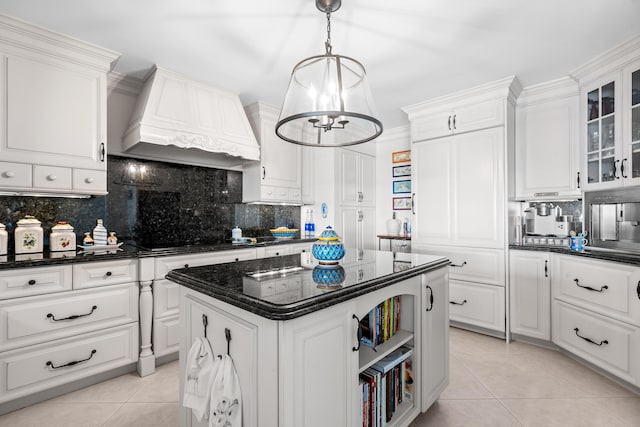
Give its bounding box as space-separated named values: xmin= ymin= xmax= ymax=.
xmin=359 ymin=297 xmax=402 ymax=350
xmin=403 ymin=358 xmax=414 ymax=401
xmin=370 ymin=345 xmax=413 ymax=375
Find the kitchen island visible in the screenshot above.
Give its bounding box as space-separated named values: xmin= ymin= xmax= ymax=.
xmin=167 ymin=249 xmax=450 ymax=427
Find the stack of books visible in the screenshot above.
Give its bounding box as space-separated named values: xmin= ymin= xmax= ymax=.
xmin=359 ymin=296 xmax=401 ymax=349
xmin=359 ymin=345 xmax=414 ymax=427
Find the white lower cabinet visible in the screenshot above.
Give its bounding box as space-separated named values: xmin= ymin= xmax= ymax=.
xmin=553 ymin=300 xmax=640 ymax=387
xmin=449 ymin=280 xmax=505 ymax=332
xmin=179 ymin=267 xmax=449 ymax=427
xmin=0 ymin=260 xmax=139 ymax=410
xmin=509 ymin=250 xmax=551 ymax=341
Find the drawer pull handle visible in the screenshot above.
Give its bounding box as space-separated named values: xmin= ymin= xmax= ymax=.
xmin=47 ymin=305 xmax=97 ymax=322
xmin=544 ymin=260 xmax=548 ymax=277
xmin=3 ymin=171 xmax=15 ymax=178
xmin=449 ymin=299 xmax=467 ymax=306
xmin=637 ymin=281 xmax=640 ymax=300
xmin=450 ymin=261 xmax=467 ymax=268
xmin=46 ymin=349 xmax=97 ymax=370
xmin=352 ymin=314 xmax=363 ymax=352
xmin=574 ymin=278 xmax=608 ymax=293
xmin=28 ymin=279 xmax=36 ymax=285
xmin=574 ymin=328 xmax=608 ymax=346
xmin=425 ymin=285 xmax=434 ymax=311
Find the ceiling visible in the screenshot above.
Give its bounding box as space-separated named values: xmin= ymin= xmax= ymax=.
xmin=1 ymin=0 xmax=640 ymax=130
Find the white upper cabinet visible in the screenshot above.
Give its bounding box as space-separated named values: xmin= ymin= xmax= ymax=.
xmin=412 ymin=127 xmax=506 ymax=249
xmin=242 ymin=102 xmax=302 ymax=204
xmin=515 ymin=78 xmax=581 ymax=199
xmin=571 ymin=34 xmax=640 ymax=190
xmin=0 ymin=14 xmax=119 ymax=195
xmin=403 ymin=78 xmax=515 ymax=142
xmin=336 ymin=149 xmax=375 ymax=206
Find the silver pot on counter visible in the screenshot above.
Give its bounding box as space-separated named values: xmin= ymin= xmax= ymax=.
xmin=536 ymin=202 xmax=554 ymax=216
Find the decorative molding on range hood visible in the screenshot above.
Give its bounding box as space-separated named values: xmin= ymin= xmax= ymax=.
xmin=121 ymin=66 xmax=260 ymax=169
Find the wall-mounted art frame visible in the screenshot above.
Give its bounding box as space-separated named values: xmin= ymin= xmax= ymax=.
xmin=392 ymin=150 xmax=411 ymax=163
xmin=392 ymin=164 xmax=411 ymax=177
xmin=393 ymin=196 xmax=412 ymax=210
xmin=392 ymin=180 xmax=411 ymax=194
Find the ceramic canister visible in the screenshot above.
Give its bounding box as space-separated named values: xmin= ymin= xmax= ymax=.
xmin=0 ymin=223 xmax=7 ymax=255
xmin=15 ymin=216 xmax=44 ymax=254
xmin=50 ymin=221 xmax=76 ymax=251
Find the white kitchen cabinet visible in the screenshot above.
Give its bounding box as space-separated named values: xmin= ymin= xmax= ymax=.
xmin=0 ymin=14 xmax=118 ymax=196
xmin=412 ymin=127 xmax=505 ymax=249
xmin=243 ymin=102 xmax=302 ymax=204
xmin=0 ymin=260 xmax=138 ymax=410
xmin=416 ymin=245 xmax=505 ymax=287
xmin=340 ymin=206 xmax=376 ymax=251
xmin=421 ymin=267 xmax=449 ymax=411
xmin=571 ymin=35 xmax=640 ymax=190
xmin=515 ymin=78 xmax=581 ymax=199
xmin=403 ymin=79 xmax=512 ymax=142
xmin=509 ymin=250 xmax=551 ymax=341
xmin=449 ymin=280 xmax=505 ymax=333
xmin=301 ymin=145 xmax=315 ymax=204
xmin=337 ymin=148 xmax=376 ymax=206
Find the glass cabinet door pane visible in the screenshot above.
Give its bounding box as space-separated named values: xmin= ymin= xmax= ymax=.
xmin=632 ymin=143 xmax=640 ymax=178
xmin=588 ymin=122 xmax=600 ymax=152
xmin=632 ymin=70 xmax=640 ymax=107
xmin=602 ymin=82 xmax=615 ymax=116
xmin=602 ymin=116 xmax=615 ymax=149
xmin=588 ymin=89 xmax=599 ymax=120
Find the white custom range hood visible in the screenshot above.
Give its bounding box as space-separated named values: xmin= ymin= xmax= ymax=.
xmin=121 ymin=66 xmax=260 ymax=169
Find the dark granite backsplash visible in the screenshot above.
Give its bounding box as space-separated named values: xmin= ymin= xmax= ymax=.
xmin=0 ymin=156 xmax=300 ymax=252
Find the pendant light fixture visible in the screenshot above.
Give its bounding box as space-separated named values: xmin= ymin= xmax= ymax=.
xmin=276 ymin=0 xmax=383 ymax=147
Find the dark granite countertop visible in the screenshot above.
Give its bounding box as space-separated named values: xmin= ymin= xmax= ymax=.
xmin=509 ymin=244 xmax=640 ymax=266
xmin=0 ymin=238 xmax=316 ymax=270
xmin=166 ymin=250 xmax=450 ymax=321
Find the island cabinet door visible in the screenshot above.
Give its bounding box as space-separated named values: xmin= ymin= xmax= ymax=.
xmin=279 ymin=299 xmax=359 ymax=427
xmin=179 ymin=288 xmax=279 ymax=427
xmin=421 ymin=268 xmax=449 ymax=411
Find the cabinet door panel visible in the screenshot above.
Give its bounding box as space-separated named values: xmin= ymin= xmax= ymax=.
xmin=412 ymin=139 xmax=452 ymax=244
xmin=339 ymin=150 xmax=359 ymax=204
xmin=453 ymin=98 xmax=504 ymax=134
xmin=449 ymin=280 xmax=505 ymax=332
xmin=453 ymin=128 xmax=504 ymax=248
xmin=410 ymin=109 xmax=453 ymax=142
xmin=3 ymin=55 xmax=103 ymax=170
xmin=359 ymin=154 xmax=376 ymax=205
xmin=509 ymin=250 xmax=550 ymax=340
xmin=261 ymin=123 xmax=301 ymax=189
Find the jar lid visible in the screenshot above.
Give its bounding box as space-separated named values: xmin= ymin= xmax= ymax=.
xmin=52 ymin=221 xmax=74 ymax=231
xmin=318 ymin=226 xmax=340 ymax=241
xmin=17 ymin=216 xmax=41 ymax=226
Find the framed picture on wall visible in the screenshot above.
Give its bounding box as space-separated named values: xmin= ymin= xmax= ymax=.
xmin=392 ymin=180 xmax=411 ymax=194
xmin=392 ymin=150 xmax=411 ymax=163
xmin=393 ymin=197 xmax=412 ymax=210
xmin=392 ymin=165 xmax=411 ymax=177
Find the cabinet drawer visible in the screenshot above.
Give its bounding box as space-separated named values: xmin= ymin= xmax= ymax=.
xmin=72 ymin=169 xmax=106 ymax=193
xmin=449 ymin=280 xmax=505 ymax=332
xmin=0 ymin=162 xmax=31 ymax=188
xmin=553 ymin=255 xmax=640 ymax=325
xmin=417 ymin=246 xmax=505 ymax=286
xmin=257 ymin=245 xmax=291 ymax=259
xmin=152 ymin=314 xmax=180 ymax=358
xmin=0 ymin=265 xmax=72 ymax=300
xmin=553 ymin=300 xmax=640 ymax=386
xmin=154 ymin=249 xmax=256 ymax=279
xmin=153 ymin=279 xmax=180 ymax=318
xmin=0 ymin=283 xmax=138 ymax=352
xmin=0 ymin=323 xmax=138 ymax=403
xmin=33 ymin=165 xmax=72 ymax=190
xmin=261 ymin=186 xmax=277 ymax=200
xmin=73 ymin=259 xmax=138 ymax=289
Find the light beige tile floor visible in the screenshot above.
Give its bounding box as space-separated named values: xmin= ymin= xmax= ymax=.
xmin=1 ymin=327 xmax=638 ymax=426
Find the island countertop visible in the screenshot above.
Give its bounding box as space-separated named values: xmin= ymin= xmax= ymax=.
xmin=166 ymin=249 xmax=449 ymax=320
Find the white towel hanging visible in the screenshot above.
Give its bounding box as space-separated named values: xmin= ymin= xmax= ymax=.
xmin=183 ymin=337 xmax=221 ymax=422
xmin=209 ymin=354 xmax=242 ymax=427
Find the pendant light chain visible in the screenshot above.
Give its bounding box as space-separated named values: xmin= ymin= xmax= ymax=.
xmin=325 ymin=11 xmax=332 ymax=54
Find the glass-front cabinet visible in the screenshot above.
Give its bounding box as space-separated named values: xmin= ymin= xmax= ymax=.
xmin=585 ymin=78 xmax=619 ymax=187
xmin=583 ymin=62 xmax=640 ymax=189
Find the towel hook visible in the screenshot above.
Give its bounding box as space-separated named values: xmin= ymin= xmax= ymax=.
xmin=202 ymin=314 xmax=208 ymax=339
xmin=225 ymin=328 xmax=231 ymax=356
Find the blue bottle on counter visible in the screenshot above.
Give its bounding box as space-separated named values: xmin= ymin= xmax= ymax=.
xmin=308 ymin=209 xmax=315 ymax=238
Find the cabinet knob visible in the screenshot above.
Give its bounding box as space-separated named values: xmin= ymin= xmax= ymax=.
xmin=2 ymin=171 xmax=15 ymax=178
xmin=105 ymin=271 xmax=112 ymax=277
xmin=28 ymin=279 xmax=36 ymax=285
xmin=85 ymin=177 xmax=94 ymax=184
xmin=46 ymin=174 xmax=57 ymax=181
xmin=184 ymin=264 xmax=189 ymax=268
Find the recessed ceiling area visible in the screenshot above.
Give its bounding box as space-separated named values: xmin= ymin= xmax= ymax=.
xmin=1 ymin=0 xmax=639 ymax=129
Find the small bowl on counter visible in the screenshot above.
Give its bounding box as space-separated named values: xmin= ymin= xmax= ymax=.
xmin=270 ymin=228 xmax=298 ymax=240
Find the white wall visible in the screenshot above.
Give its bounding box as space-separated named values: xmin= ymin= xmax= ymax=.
xmin=375 ymin=126 xmax=411 ymax=236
